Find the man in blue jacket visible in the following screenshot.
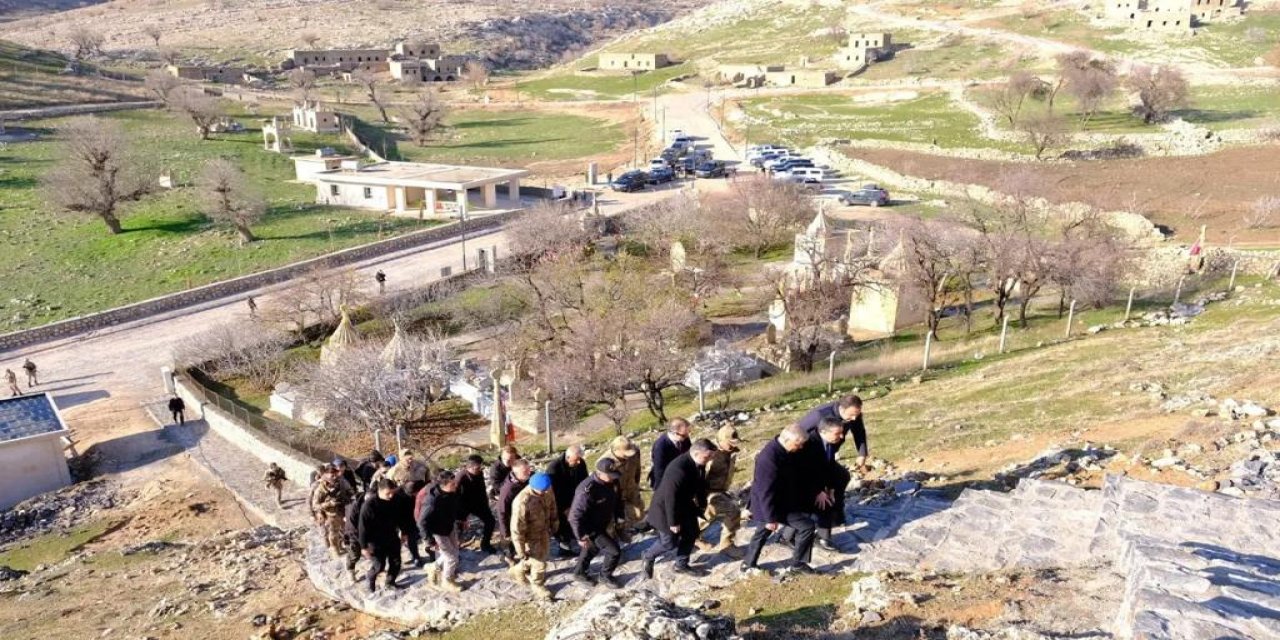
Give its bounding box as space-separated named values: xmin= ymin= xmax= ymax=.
xmin=741 ymin=424 xmax=818 ymax=575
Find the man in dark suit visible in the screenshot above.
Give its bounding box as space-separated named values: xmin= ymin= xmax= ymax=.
xmin=802 ymin=417 xmax=851 ymax=552
xmin=649 ymin=417 xmax=692 ymax=490
xmin=546 ymin=444 xmax=589 ymax=557
xmin=641 ymin=439 xmax=715 ymax=579
xmin=796 ymin=395 xmax=868 ymax=471
xmin=741 ymin=424 xmax=818 ymax=576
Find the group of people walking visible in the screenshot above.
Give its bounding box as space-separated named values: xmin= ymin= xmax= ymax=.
xmin=304 ymin=395 xmax=869 ymax=598
xmin=4 ymin=358 xmax=38 ymax=397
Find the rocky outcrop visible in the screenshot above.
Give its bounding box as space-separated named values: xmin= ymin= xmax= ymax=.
xmin=546 ymin=590 xmax=739 ymax=640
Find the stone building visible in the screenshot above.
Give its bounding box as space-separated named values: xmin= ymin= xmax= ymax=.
xmin=166 ymin=64 xmax=247 ymax=84
xmin=1100 ymin=0 xmax=1240 ymax=32
xmin=292 ymin=101 xmax=340 ymax=133
xmin=834 ymin=32 xmax=894 ymax=72
xmin=389 ymin=55 xmax=467 ymax=82
xmin=765 ymin=68 xmax=836 ymax=88
xmin=598 ymin=52 xmax=672 ymax=71
xmin=283 ymin=48 xmax=390 ymax=74
xmin=716 ymin=63 xmax=783 ymax=86
xmin=0 ymin=394 xmax=72 ymax=510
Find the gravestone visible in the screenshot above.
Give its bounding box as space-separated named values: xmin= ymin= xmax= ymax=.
xmin=670 ymin=241 xmax=687 ymax=272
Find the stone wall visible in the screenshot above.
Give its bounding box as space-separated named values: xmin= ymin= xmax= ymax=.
xmin=0 ymin=214 xmax=514 ymax=354
xmin=173 ymin=375 xmax=320 ymax=490
xmin=0 ymin=101 xmax=160 ymax=121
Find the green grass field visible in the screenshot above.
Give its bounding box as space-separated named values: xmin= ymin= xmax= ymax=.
xmin=337 ymin=105 xmax=625 ymax=166
xmin=735 ymin=90 xmax=1019 ymax=151
xmin=515 ymin=62 xmax=694 ymax=101
xmin=969 ymin=83 xmax=1280 ymax=134
xmin=0 ymin=108 xmax=431 ymax=332
xmin=860 ymin=34 xmax=1033 ymax=81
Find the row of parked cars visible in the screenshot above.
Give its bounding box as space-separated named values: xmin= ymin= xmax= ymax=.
xmin=610 ymin=130 xmax=730 ymax=192
xmin=747 ymin=144 xmax=891 ymax=207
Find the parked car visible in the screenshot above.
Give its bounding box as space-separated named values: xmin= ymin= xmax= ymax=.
xmin=649 ymin=158 xmax=670 ymax=171
xmin=750 ymin=151 xmax=784 ymax=168
xmin=785 ymin=167 xmax=826 ymax=182
xmin=647 ymin=166 xmax=676 ymax=184
xmin=772 ymin=158 xmax=814 ymax=172
xmin=610 ymin=170 xmax=649 ymax=192
xmin=746 ymin=144 xmax=786 ymax=161
xmin=694 ymin=161 xmax=726 ymax=178
xmin=839 ymin=185 xmax=891 ymax=207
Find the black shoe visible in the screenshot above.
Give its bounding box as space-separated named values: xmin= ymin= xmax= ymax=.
xmin=556 ymin=544 xmax=576 ymax=559
xmin=642 ymin=558 xmax=655 ymax=580
xmin=673 ymin=563 xmax=707 ymax=577
xmin=481 ymin=543 xmax=497 ymax=555
xmin=633 ymin=523 xmax=653 ymax=534
xmin=385 ymin=579 xmax=406 ymax=590
xmin=573 ymin=573 xmax=597 ymax=586
xmin=788 ymin=563 xmax=820 ymax=575
xmin=413 ymin=557 xmax=427 ymax=568
xmin=817 ymin=538 xmax=840 ymax=553
xmin=599 ymin=574 xmax=623 ymax=589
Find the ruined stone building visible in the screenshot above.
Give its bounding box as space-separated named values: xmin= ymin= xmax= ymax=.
xmin=598 ymin=52 xmax=672 ymax=71
xmin=292 ymin=101 xmax=340 ymax=133
xmin=1100 ymin=0 xmax=1241 ymax=32
xmin=834 ymin=31 xmax=893 ymax=72
xmin=166 ymin=64 xmax=248 ymax=84
xmin=282 ymin=41 xmax=467 ymax=83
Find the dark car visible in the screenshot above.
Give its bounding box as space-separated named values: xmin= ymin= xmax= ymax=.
xmin=839 ymin=185 xmax=891 ymax=207
xmin=694 ymin=162 xmax=726 ymax=178
xmin=750 ymin=151 xmax=783 ymax=168
xmin=610 ymin=170 xmax=649 ymax=192
xmin=647 ymin=166 xmax=676 ymax=184
xmin=773 ymin=158 xmax=814 ymax=172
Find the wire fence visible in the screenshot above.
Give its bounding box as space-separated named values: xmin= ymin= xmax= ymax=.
xmin=181 ymin=370 xmax=336 ymax=465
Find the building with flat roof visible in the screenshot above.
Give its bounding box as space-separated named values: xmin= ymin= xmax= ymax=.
xmin=302 ymin=159 xmax=530 ymax=217
xmin=0 ymin=394 xmax=72 ymax=510
xmin=292 ymin=101 xmax=340 ymax=133
xmin=599 ymin=52 xmax=672 ymax=71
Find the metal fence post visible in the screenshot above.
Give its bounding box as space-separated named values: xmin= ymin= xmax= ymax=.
xmin=544 ymin=400 xmax=553 ymax=455
xmin=999 ymin=314 xmax=1010 ymax=354
xmin=826 ymin=350 xmax=837 ymax=394
xmin=1125 ymin=287 xmax=1135 ymax=322
xmin=922 ymin=331 xmax=933 ymax=372
xmin=1064 ymin=299 xmax=1077 ymax=339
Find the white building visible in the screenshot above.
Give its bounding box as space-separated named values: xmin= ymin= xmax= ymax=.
xmin=301 ymin=159 xmax=529 ymax=217
xmin=292 ymin=101 xmax=341 ymax=133
xmin=0 ymin=394 xmax=73 ymax=510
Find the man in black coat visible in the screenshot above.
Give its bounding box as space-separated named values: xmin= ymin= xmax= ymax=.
xmin=496 ymin=459 xmax=532 ymax=563
xmin=649 ymin=417 xmax=692 ymax=490
xmin=391 ymin=480 xmax=429 ymax=567
xmin=416 ymin=470 xmax=465 ymax=592
xmin=355 ymin=450 xmax=383 ymax=493
xmin=455 ymin=455 xmax=497 ymax=554
xmin=796 ymin=395 xmax=869 ymax=471
xmin=547 ymin=444 xmax=589 ymax=557
xmin=642 ymin=439 xmax=714 ymax=579
xmin=358 ymin=478 xmax=410 ymax=591
xmin=801 ymin=417 xmax=852 ymax=552
xmin=488 ymin=445 xmax=521 ymax=500
xmin=741 ymin=424 xmax=819 ymax=575
xmin=569 ymin=458 xmax=626 ymax=588
xmin=342 ymin=485 xmax=369 ymax=578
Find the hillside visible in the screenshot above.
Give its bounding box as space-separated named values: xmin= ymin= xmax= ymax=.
xmin=0 ymin=0 xmax=716 ymax=69
xmin=0 ymin=39 xmax=145 ymax=109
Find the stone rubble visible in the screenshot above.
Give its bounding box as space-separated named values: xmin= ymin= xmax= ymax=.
xmin=545 ymin=589 xmax=739 ymax=640
xmin=946 ymin=625 xmax=1108 ymax=640
xmin=0 ymin=478 xmax=128 ymax=546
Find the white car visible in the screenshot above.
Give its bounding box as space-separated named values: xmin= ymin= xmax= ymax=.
xmin=649 ymin=158 xmax=669 ymax=171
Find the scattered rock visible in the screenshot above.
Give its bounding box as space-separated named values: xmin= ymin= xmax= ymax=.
xmin=546 ymin=590 xmax=739 ymax=640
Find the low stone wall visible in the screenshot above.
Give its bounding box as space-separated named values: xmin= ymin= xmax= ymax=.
xmin=0 ymin=101 xmax=160 ymax=121
xmin=174 ymin=375 xmax=320 ymax=490
xmin=0 ymin=214 xmax=514 ymax=354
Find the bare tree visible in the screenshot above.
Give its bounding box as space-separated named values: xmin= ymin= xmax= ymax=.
xmin=990 ymin=70 xmax=1046 ymax=128
xmin=198 ymin=159 xmax=265 ymax=245
xmin=143 ymin=25 xmax=163 ymax=48
xmin=265 ymin=267 xmax=367 ymax=334
xmin=1061 ymin=56 xmax=1118 ymax=126
xmin=158 ymin=46 xmax=182 ymax=67
xmin=287 ymin=68 xmax=317 ymax=104
xmin=351 ymin=68 xmax=389 ymax=122
xmin=1018 ymin=113 xmax=1070 ymax=160
xmin=1045 ymin=208 xmax=1128 ymax=314
xmin=173 ymin=324 xmax=293 ymax=390
xmin=1127 ymin=64 xmax=1189 ymax=124
xmin=772 ymin=278 xmax=851 ymax=372
xmin=67 ymin=26 xmax=104 ymax=61
xmin=1246 ymin=196 xmax=1280 ymax=229
xmin=1047 ymin=50 xmax=1091 ymax=114
xmin=298 ymin=338 xmax=452 ymax=435
xmin=144 ymin=70 xmax=183 ymax=106
xmin=464 ymin=59 xmax=489 ymax=91
xmin=891 ymin=217 xmax=971 ymax=335
xmin=400 ymin=87 xmax=449 ymax=147
xmin=299 ymin=31 xmax=321 ymax=49
xmin=507 ymin=200 xmax=595 ymax=270
xmin=43 ymin=117 xmax=151 ymax=235
xmin=171 ymin=88 xmax=222 ymax=140
xmin=704 ymin=177 xmax=815 ymax=258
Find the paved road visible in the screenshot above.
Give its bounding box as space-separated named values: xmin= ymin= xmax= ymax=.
xmin=7 ymin=188 xmax=679 ymax=458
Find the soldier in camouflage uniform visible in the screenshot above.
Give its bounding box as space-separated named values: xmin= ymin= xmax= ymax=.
xmin=696 ymin=425 xmax=743 ymax=558
xmin=310 ymin=465 xmax=355 ymax=555
xmin=597 ymin=435 xmax=644 ymax=533
xmin=509 ymin=473 xmax=558 ymax=600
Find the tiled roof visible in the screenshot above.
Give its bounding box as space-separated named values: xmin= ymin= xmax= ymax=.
xmin=0 ymin=394 xmax=67 ymax=444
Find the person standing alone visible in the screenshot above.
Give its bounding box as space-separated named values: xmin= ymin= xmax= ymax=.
xmin=22 ymin=359 xmax=37 ymax=387
xmin=5 ymin=369 xmax=20 ymax=397
xmin=168 ymin=395 xmax=186 ymax=425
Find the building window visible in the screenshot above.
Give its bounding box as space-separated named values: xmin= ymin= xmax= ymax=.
xmin=363 ymin=187 xmax=373 ymax=199
xmin=330 ymin=185 xmax=339 ymax=196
